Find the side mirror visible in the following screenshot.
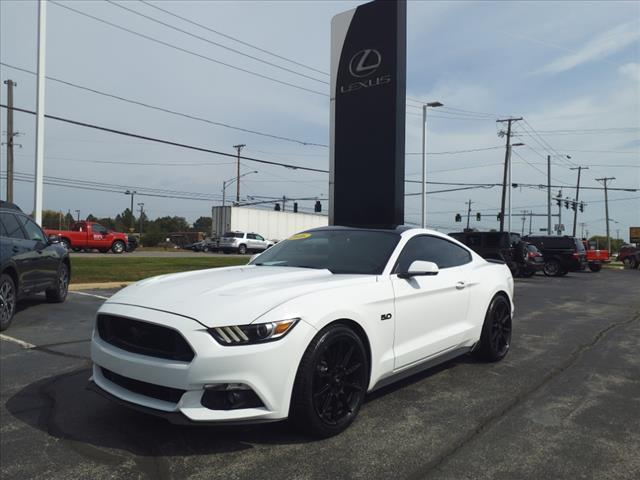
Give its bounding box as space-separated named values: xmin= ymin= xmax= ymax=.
xmin=48 ymin=234 xmax=61 ymax=244
xmin=398 ymin=260 xmax=439 ymax=279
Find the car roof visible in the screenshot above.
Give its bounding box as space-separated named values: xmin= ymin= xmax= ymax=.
xmin=304 ymin=225 xmax=414 ymax=234
xmin=0 ymin=201 xmax=23 ymax=212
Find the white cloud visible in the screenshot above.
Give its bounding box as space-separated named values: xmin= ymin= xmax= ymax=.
xmin=536 ymin=21 xmax=640 ymax=75
xmin=619 ymin=62 xmax=640 ymax=82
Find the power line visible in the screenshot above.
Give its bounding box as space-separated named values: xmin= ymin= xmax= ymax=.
xmin=1 ymin=104 xmax=329 ymax=172
xmin=139 ymin=0 xmax=328 ymax=77
xmin=0 ymin=62 xmax=329 ymax=147
xmin=49 ymin=1 xmax=327 ymax=97
xmin=105 ymin=0 xmax=327 ymax=85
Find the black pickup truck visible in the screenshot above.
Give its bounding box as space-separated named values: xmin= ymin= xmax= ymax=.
xmin=522 ymin=235 xmax=587 ymax=276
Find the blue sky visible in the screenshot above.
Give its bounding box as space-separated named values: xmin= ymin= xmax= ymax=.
xmin=1 ymin=0 xmax=638 ymax=239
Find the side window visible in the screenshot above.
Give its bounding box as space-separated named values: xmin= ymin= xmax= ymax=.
xmin=92 ymin=224 xmax=108 ymax=235
xmin=246 ymin=234 xmax=257 ymax=240
xmin=0 ymin=212 xmax=27 ymax=240
xmin=18 ymin=216 xmax=46 ymax=242
xmin=396 ymin=236 xmax=472 ymax=272
xmin=255 ymin=234 xmax=264 ymax=241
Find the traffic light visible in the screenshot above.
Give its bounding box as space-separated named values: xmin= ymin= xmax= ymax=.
xmin=274 ymin=203 xmax=281 ymax=211
xmin=564 ymin=199 xmax=570 ymax=209
xmin=579 ymin=202 xmax=584 ymax=212
xmin=293 ymin=202 xmax=298 ymax=213
xmin=314 ymin=200 xmax=322 ymax=213
xmin=476 ymin=212 xmax=481 ymax=221
xmin=455 ymin=213 xmax=462 ymax=222
xmin=571 ymin=201 xmax=576 ymax=211
xmin=556 ymin=198 xmax=562 ymax=207
xmin=497 ymin=212 xmax=503 ymax=221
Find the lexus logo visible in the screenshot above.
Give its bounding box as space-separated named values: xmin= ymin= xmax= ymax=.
xmin=348 ymin=49 xmax=382 ymax=78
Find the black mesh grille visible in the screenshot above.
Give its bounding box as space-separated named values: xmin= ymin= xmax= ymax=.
xmin=97 ymin=314 xmax=194 ymax=362
xmin=101 ymin=367 xmax=186 ymax=404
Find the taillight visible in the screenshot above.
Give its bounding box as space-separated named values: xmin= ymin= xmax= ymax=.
xmin=572 ymin=252 xmax=580 ymax=259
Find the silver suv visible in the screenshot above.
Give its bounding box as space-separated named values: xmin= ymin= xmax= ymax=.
xmin=219 ymin=231 xmax=273 ymax=255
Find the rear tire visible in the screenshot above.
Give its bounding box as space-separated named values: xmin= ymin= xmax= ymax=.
xmin=623 ymin=257 xmax=637 ymax=269
xmin=46 ymin=263 xmax=69 ymax=303
xmin=238 ymin=244 xmax=247 ymax=255
xmin=473 ymin=295 xmax=512 ymax=362
xmin=0 ymin=274 xmax=17 ymax=331
xmin=543 ymin=258 xmax=562 ymax=277
xmin=588 ymin=263 xmax=602 ymax=272
xmin=290 ymin=324 xmax=369 ymax=438
xmin=111 ymin=240 xmax=126 ymax=254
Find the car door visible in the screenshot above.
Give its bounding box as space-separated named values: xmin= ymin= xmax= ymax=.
xmin=391 ymin=235 xmax=473 ymax=369
xmin=18 ymin=215 xmax=58 ymax=288
xmin=0 ymin=211 xmax=37 ymax=292
xmin=88 ymin=223 xmax=110 ymax=249
xmin=253 ymin=233 xmax=268 ymax=251
xmin=245 ymin=233 xmax=258 ymax=251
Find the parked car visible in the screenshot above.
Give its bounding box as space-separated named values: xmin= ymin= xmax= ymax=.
xmin=617 ymin=244 xmax=640 ymax=269
xmin=89 ymin=226 xmax=514 ymax=437
xmin=522 ymin=235 xmax=587 ymax=276
xmin=448 ymin=231 xmax=541 ymax=277
xmin=581 ymin=240 xmax=609 ymax=272
xmin=0 ymin=201 xmax=70 ymax=331
xmin=45 ymin=221 xmax=132 ymax=254
xmin=219 ymin=231 xmax=274 ymax=254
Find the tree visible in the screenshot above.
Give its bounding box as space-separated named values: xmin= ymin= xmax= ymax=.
xmin=41 ymin=210 xmax=64 ymax=229
xmin=86 ymin=213 xmax=98 ymax=222
xmin=192 ymin=216 xmax=212 ymax=233
xmin=150 ymin=216 xmax=190 ymax=233
xmin=588 ymin=236 xmax=624 ymax=253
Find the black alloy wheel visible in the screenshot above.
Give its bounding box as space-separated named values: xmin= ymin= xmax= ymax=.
xmin=0 ymin=274 xmax=17 ymax=331
xmin=543 ymin=258 xmax=561 ymax=277
xmin=238 ymin=244 xmax=247 ymax=255
xmin=46 ymin=263 xmax=69 ymax=303
xmin=290 ymin=325 xmax=368 ymax=438
xmin=474 ymin=295 xmax=512 ymax=362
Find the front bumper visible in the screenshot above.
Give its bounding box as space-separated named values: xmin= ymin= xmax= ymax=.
xmin=90 ymin=303 xmax=314 ymax=423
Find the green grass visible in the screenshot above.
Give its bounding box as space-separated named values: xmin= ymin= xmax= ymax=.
xmin=70 ymin=257 xmax=248 ymax=284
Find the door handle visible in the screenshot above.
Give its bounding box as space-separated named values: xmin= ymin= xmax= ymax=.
xmin=455 ymin=281 xmax=466 ymax=290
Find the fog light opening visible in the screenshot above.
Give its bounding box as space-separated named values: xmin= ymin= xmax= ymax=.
xmin=201 ymin=384 xmax=264 ymax=410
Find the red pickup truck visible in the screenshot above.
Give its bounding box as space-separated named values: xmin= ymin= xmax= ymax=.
xmin=45 ymin=221 xmax=131 ymax=254
xmin=582 ymin=239 xmax=609 ymax=272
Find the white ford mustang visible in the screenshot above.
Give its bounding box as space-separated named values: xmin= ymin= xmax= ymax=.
xmin=90 ymin=226 xmax=514 ymax=437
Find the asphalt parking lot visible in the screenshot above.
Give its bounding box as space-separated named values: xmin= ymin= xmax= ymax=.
xmin=1 ymin=270 xmax=639 ymax=480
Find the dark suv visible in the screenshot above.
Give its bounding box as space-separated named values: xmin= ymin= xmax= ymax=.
xmin=0 ymin=201 xmax=70 ymax=330
xmin=448 ymin=231 xmax=543 ymax=277
xmin=522 ymin=235 xmax=587 ymax=276
xmin=617 ymin=245 xmax=640 ymax=269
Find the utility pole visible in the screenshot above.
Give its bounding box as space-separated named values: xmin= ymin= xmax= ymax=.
xmin=3 ymin=80 xmax=16 ymax=202
xmin=233 ymin=144 xmax=245 ymax=203
xmin=75 ymin=209 xmax=80 ymax=222
xmin=579 ymin=222 xmax=586 ymax=239
xmin=596 ymin=177 xmax=615 ymax=254
xmin=125 ymin=190 xmax=136 ymax=231
xmin=34 ymin=0 xmax=47 ymax=225
xmin=496 ymin=117 xmax=522 ymax=232
xmin=138 ymin=203 xmax=144 ymax=235
xmin=557 ymin=189 xmax=562 ymax=235
xmin=547 ymin=154 xmax=551 ymax=234
xmin=282 ymin=196 xmax=287 ymax=212
xmin=570 ymin=166 xmax=588 ymax=237
xmin=465 ymin=199 xmax=472 ymax=230
xmin=529 ymin=210 xmax=533 ymax=235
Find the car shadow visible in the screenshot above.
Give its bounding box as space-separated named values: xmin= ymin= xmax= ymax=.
xmin=5 ymin=354 xmax=470 ymax=456
xmin=14 ymin=295 xmax=50 ymax=315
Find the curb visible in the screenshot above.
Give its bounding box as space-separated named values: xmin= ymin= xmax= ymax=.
xmin=69 ymin=281 xmax=134 ymax=291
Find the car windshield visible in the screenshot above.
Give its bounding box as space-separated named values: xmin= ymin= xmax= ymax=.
xmin=250 ymin=229 xmax=401 ymax=274
xmin=223 ymin=232 xmax=243 ymax=238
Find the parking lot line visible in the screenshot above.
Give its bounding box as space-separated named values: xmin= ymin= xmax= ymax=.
xmin=69 ymin=291 xmax=110 ymax=300
xmin=0 ymin=333 xmax=36 ymax=349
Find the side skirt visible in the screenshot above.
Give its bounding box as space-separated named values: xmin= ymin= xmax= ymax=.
xmin=370 ymin=346 xmax=472 ymax=392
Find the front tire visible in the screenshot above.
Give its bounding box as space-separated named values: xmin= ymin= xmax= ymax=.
xmin=46 ymin=263 xmax=69 ymax=303
xmin=238 ymin=244 xmax=247 ymax=255
xmin=0 ymin=274 xmax=17 ymax=331
xmin=588 ymin=263 xmax=602 ymax=272
xmin=473 ymin=295 xmax=512 ymax=362
xmin=111 ymin=240 xmax=126 ymax=254
xmin=290 ymin=324 xmax=369 ymax=438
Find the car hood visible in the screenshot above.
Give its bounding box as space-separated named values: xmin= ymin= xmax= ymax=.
xmin=105 ymin=265 xmax=375 ymax=327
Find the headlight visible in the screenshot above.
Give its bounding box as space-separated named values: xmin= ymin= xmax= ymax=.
xmin=208 ymin=318 xmax=299 ymax=346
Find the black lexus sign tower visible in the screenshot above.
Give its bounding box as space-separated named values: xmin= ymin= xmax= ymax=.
xmin=329 ymin=0 xmax=406 ymax=228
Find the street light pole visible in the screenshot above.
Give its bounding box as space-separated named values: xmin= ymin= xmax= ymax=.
xmin=233 ymin=144 xmax=246 ymax=203
xmin=138 ymin=203 xmax=144 ymax=235
xmin=125 ymin=190 xmax=136 ymax=231
xmin=217 ymin=170 xmax=257 ymax=237
xmin=421 ymin=101 xmax=443 ymax=228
